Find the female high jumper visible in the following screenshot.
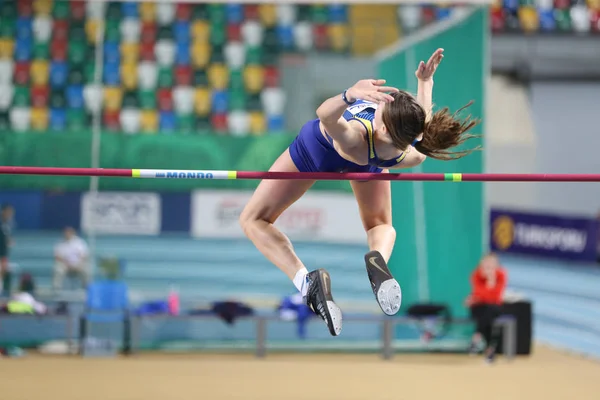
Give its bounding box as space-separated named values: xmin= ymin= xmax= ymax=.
xmin=239 ymin=49 xmax=479 ymax=336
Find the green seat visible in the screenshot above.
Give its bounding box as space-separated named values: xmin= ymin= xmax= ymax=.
xmin=66 ymin=109 xmax=88 ymax=131
xmin=158 ymin=26 xmax=174 ymax=40
xmin=0 ymin=2 xmax=16 ymax=19
xmin=192 ymin=4 xmax=209 ymax=20
xmin=158 ymin=67 xmax=173 ymax=88
xmin=263 ymin=28 xmax=280 ymax=53
xmin=34 ymin=41 xmax=50 ymax=59
xmin=297 ymin=5 xmax=312 ymax=22
xmin=193 ymin=69 xmax=209 ymax=86
xmin=84 ymin=63 xmax=97 ymax=84
xmin=106 ymin=2 xmax=122 ymax=21
xmin=50 ymin=90 xmax=66 ymax=109
xmin=105 ymin=20 xmax=121 ymax=42
xmin=12 ymin=86 xmax=30 ymax=107
xmin=229 ymin=89 xmax=246 ymax=111
xmin=229 ymin=69 xmax=244 ymax=91
xmin=210 ymin=21 xmax=226 ymax=47
xmin=208 ymin=4 xmax=226 ymax=23
xmin=138 ymin=90 xmax=156 ymax=109
xmin=52 ymin=1 xmax=69 ymax=19
xmin=176 ymin=114 xmax=195 ymax=134
xmin=68 ymin=67 xmax=84 ymax=85
xmin=262 ymin=49 xmax=279 ymax=67
xmin=86 ymin=45 xmax=97 ymax=63
xmin=68 ymin=40 xmax=86 ymax=66
xmin=69 ymin=22 xmax=86 ymax=42
xmin=247 ymin=94 xmax=262 ymax=112
xmin=122 ymin=91 xmax=139 ymax=108
xmin=195 ymin=116 xmax=212 ymax=133
xmin=0 ymin=17 xmax=14 ymax=37
xmin=311 ymin=5 xmax=329 ymax=24
xmin=210 ymin=46 xmax=225 ymax=64
xmin=0 ymin=111 xmax=9 ymax=130
xmin=246 ymin=46 xmax=263 ymax=65
xmin=554 ymin=10 xmax=571 ymax=31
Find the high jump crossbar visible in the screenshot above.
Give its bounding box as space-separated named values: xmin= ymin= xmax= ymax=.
xmin=0 ymin=167 xmax=599 ymax=182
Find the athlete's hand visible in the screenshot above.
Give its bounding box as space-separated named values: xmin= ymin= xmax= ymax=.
xmin=415 ymin=48 xmax=444 ymax=81
xmin=346 ymin=79 xmax=398 ymax=104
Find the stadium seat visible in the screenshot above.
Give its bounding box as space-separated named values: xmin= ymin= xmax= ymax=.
xmin=49 ymin=88 xmax=66 ymax=109
xmin=139 ymin=2 xmax=156 ymax=22
xmin=0 ymin=38 xmax=15 ymax=59
xmin=0 ymin=111 xmax=7 ymax=130
xmin=226 ymin=4 xmax=244 ymax=24
xmin=0 ymin=17 xmax=15 ymax=38
xmin=120 ymin=107 xmax=141 ymax=134
xmin=277 ymin=25 xmax=295 ymax=50
xmin=243 ymin=64 xmax=265 ymax=94
xmin=105 ymin=20 xmax=121 ymax=42
xmin=85 ymin=19 xmax=100 ymax=44
xmin=104 ymin=86 xmax=123 ymax=111
xmin=259 ymin=4 xmax=277 ymax=27
xmin=140 ymin=109 xmax=158 ymax=132
xmin=50 ymin=38 xmax=67 ymax=61
xmin=69 ymin=1 xmax=85 ymax=20
xmin=227 ymin=23 xmax=242 ymax=42
xmin=227 ymin=110 xmax=250 ymax=136
xmin=195 ymin=115 xmax=211 ymax=132
xmin=311 ymin=5 xmax=329 ymax=24
xmin=121 ymin=1 xmax=138 ymax=18
xmin=210 ymin=46 xmax=226 ymax=64
xmin=33 ymin=15 xmax=52 ymax=42
xmin=245 ymin=45 xmax=263 ymax=65
xmin=106 ymin=2 xmax=122 ymax=21
xmin=176 ymin=3 xmax=192 ymax=21
xmin=121 ymin=42 xmax=139 ymax=64
xmin=262 ymin=27 xmax=279 ymax=52
xmin=244 ymin=4 xmax=259 ymax=20
xmin=293 ymin=21 xmax=313 ymax=51
xmin=137 ymin=89 xmax=156 ymax=110
xmin=571 ymin=4 xmax=591 ymax=32
xmin=121 ymin=90 xmax=138 ymax=108
xmin=193 ymin=68 xmax=209 ymax=86
xmin=175 ymin=41 xmax=191 ymax=65
xmin=65 ymin=84 xmax=84 ymax=110
xmin=174 ymin=20 xmax=191 ymax=43
xmin=159 ymin=110 xmax=176 ymax=132
xmin=16 ymin=16 xmax=33 ymax=41
xmin=264 ymin=66 xmax=279 ymax=88
xmin=328 ymin=5 xmax=348 ymax=23
xmin=103 ymin=109 xmax=120 ymax=131
xmin=193 ymin=87 xmax=211 ymax=116
xmin=210 ymin=112 xmax=228 ymax=133
xmin=86 ymin=1 xmax=105 ymax=20
xmin=103 ymin=41 xmax=120 ymax=65
xmin=328 ymin=24 xmax=350 ymax=52
xmin=14 ymin=61 xmax=31 ymax=85
xmin=10 ymin=106 xmax=31 ymax=131
xmin=518 ymin=6 xmax=540 ymax=32
xmin=52 ymin=19 xmax=69 ymax=41
xmin=156 ymin=2 xmax=176 ymax=26
xmin=139 ymin=41 xmax=154 ymax=61
xmin=491 ymin=7 xmax=507 ymax=32
xmin=267 ymin=114 xmax=285 ymax=132
xmin=138 ymin=61 xmax=158 ymax=90
xmin=208 ymin=63 xmax=229 ymax=90
xmin=241 ymin=20 xmax=264 ymax=47
xmin=30 ymin=106 xmax=48 ymax=130
xmin=103 ymin=61 xmax=120 ymax=85
xmin=210 ymin=21 xmax=227 ymax=47
xmin=140 ymin=21 xmax=157 ymax=43
xmin=33 ymin=41 xmax=50 ymax=59
xmin=157 ymin=66 xmax=173 ymax=88
xmin=173 ymin=86 xmax=194 ymax=115
xmin=15 ymin=37 xmax=33 ymax=62
xmin=229 ymin=88 xmax=246 ymax=111
xmin=246 ymin=93 xmax=262 ymax=112
xmin=17 ymin=0 xmax=33 ymax=17
xmin=121 ymin=18 xmax=141 ymax=43
xmin=66 ymin=108 xmax=89 ymax=131
xmin=83 ymin=62 xmax=96 ymax=84
xmin=191 ymin=20 xmax=210 ymax=42
xmin=261 ymin=87 xmax=286 ymax=116
xmin=211 ymin=89 xmax=228 ymax=114
xmin=224 ymin=41 xmax=245 ymax=70
xmin=68 ymin=39 xmax=86 ymax=66
xmin=33 ymin=0 xmax=52 ymax=16
xmin=229 ymin=69 xmax=244 ymax=91
xmin=175 ymin=65 xmax=192 ymax=85
xmin=248 ymin=111 xmax=266 ymax=135
xmin=120 ymin=62 xmax=137 ymax=90
xmin=0 ymin=60 xmax=14 ymax=85
xmin=70 ymin=21 xmax=87 ymax=42
xmin=208 ymin=4 xmax=226 ymax=22
xmin=30 ymin=84 xmax=49 ymax=107
xmin=49 ymin=107 xmax=66 ymax=130
xmin=156 ymin=88 xmax=173 ymax=111
xmin=13 ymin=85 xmax=31 ymax=107
xmin=191 ymin=42 xmax=210 ymax=69
xmin=67 ymin=66 xmax=84 ymax=86
xmin=313 ymin=24 xmax=329 ymax=51
xmin=0 ymin=84 xmax=15 ymax=110
xmin=176 ymin=113 xmax=194 ymax=133
xmin=277 ymin=5 xmax=298 ymax=26
xmin=592 ymin=11 xmax=600 ymax=33
xmin=155 ymin=39 xmax=176 ymax=66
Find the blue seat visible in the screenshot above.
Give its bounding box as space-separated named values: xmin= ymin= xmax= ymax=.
xmin=50 ymin=61 xmax=68 ymax=88
xmin=211 ymin=90 xmax=229 ymax=114
xmin=121 ymin=1 xmax=139 ymax=18
xmin=539 ymin=10 xmax=556 ymax=31
xmin=159 ymin=110 xmax=177 ymax=132
xmin=267 ymin=114 xmax=285 ymax=132
xmin=175 ymin=41 xmax=190 ymax=65
xmin=226 ymin=4 xmax=244 ymax=24
xmin=276 ymin=25 xmax=294 ymax=50
xmin=49 ymin=108 xmax=67 ymax=130
xmin=103 ymin=41 xmax=120 ymax=65
xmin=103 ymin=61 xmax=120 ymax=85
xmin=328 ymin=5 xmax=348 ymax=23
xmin=435 ymin=7 xmax=452 ymax=21
xmin=16 ymin=17 xmax=33 ymax=40
xmin=173 ymin=21 xmax=190 ymax=42
xmin=66 ymin=84 xmax=84 ymax=109
xmin=14 ymin=37 xmax=32 ymax=61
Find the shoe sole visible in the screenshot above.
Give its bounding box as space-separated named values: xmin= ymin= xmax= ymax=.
xmin=312 ymin=269 xmax=343 ymax=336
xmin=365 ymin=251 xmax=402 ymax=316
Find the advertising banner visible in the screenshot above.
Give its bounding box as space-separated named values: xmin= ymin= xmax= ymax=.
xmin=191 ymin=190 xmax=365 ymax=244
xmin=81 ymin=192 xmax=161 ymax=235
xmin=490 ymin=209 xmax=599 ymax=262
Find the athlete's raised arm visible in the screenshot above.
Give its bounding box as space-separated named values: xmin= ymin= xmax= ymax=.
xmin=415 ymin=48 xmax=444 ymax=122
xmin=316 ymin=79 xmax=397 ymax=149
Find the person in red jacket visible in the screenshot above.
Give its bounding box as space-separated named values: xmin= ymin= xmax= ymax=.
xmin=465 ymin=252 xmax=507 ymax=363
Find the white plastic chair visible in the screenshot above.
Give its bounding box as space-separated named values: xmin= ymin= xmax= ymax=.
xmin=137 ymin=61 xmax=158 ymax=90
xmin=120 ymin=18 xmax=141 ymax=43
xmin=83 ymin=84 xmax=104 ymax=114
xmin=0 ymin=83 xmax=14 ymax=111
xmin=293 ymin=21 xmax=313 ymax=52
xmin=241 ymin=20 xmax=264 ymax=47
xmin=224 ymin=41 xmax=246 ymax=70
xmin=86 ymin=1 xmax=106 ymax=19
xmin=155 ymin=40 xmax=176 ymax=67
xmin=9 ymin=107 xmax=31 ymax=132
xmin=0 ymin=60 xmax=14 ymax=85
xmin=261 ymin=88 xmax=286 ymax=116
xmin=228 ymin=110 xmax=250 ymax=137
xmin=156 ymin=2 xmax=176 ymax=26
xmin=276 ymin=5 xmax=297 ymax=25
xmin=120 ymin=108 xmax=141 ymax=134
xmin=173 ymin=86 xmax=194 ymax=115
xmin=33 ymin=16 xmax=53 ymax=42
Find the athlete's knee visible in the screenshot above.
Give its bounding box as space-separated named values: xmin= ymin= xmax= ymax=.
xmin=362 ymin=213 xmax=393 ymax=232
xmin=239 ymin=204 xmax=271 ymax=234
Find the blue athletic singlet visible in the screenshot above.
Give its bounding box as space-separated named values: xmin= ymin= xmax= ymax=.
xmin=289 ymin=99 xmax=406 ymax=173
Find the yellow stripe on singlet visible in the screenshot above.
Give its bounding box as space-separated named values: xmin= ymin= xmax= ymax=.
xmin=353 ymin=117 xmax=375 ymax=159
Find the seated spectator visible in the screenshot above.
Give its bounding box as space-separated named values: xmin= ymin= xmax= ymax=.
xmin=465 ymin=252 xmax=507 ymax=363
xmin=53 ymin=227 xmax=90 ymax=291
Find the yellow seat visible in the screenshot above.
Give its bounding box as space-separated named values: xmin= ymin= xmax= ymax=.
xmin=30 ymin=107 xmax=49 ymax=131
xmin=140 ymin=110 xmax=158 ymax=133
xmin=191 ymin=42 xmax=211 ymax=69
xmin=518 ymin=7 xmax=539 ymax=33
xmin=258 ymin=4 xmax=277 ymax=27
xmin=328 ymin=24 xmax=350 ymax=52
xmin=121 ymin=62 xmax=138 ymax=90
xmin=104 ymin=87 xmax=123 ymax=111
xmin=208 ymin=63 xmax=229 ymax=90
xmin=0 ymin=39 xmax=15 ymax=59
xmin=194 ymin=88 xmax=211 ymax=117
xmin=244 ymin=65 xmax=265 ymax=95
xmin=140 ymin=2 xmax=156 ymax=22
xmin=191 ymin=21 xmax=210 ymax=43
xmin=33 ymin=0 xmax=52 ymax=15
xmin=30 ymin=60 xmax=49 ymax=86
xmin=248 ymin=111 xmax=266 ymax=136
xmin=85 ymin=20 xmax=102 ymax=44
xmin=121 ymin=42 xmax=139 ymax=64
